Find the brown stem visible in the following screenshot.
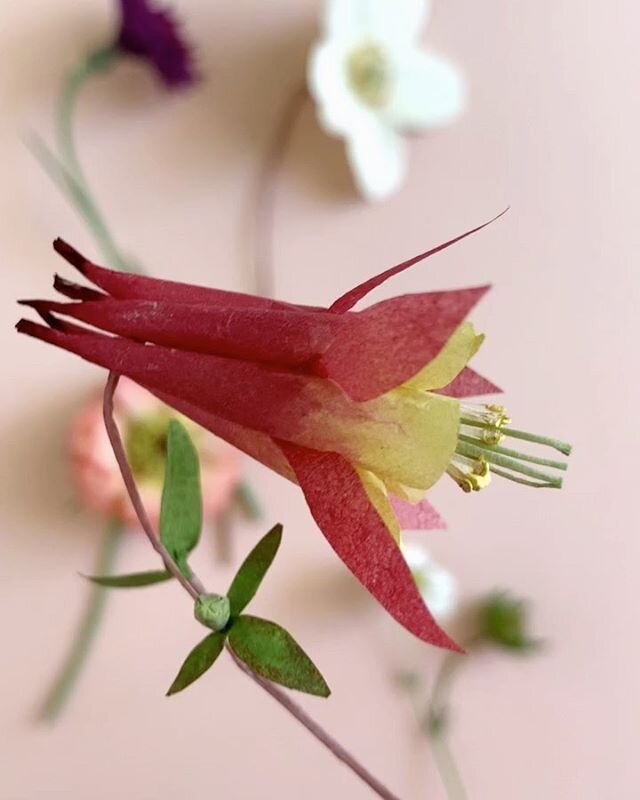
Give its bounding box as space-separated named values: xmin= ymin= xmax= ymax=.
xmin=103 ymin=371 xmax=402 ymax=800
xmin=252 ymin=83 xmax=308 ymax=297
xmin=102 ymin=372 xmax=201 ymax=599
xmin=227 ymin=645 xmax=402 ymax=800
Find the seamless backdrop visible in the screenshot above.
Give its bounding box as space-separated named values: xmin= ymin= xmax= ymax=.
xmin=1 ymin=1 xmax=638 ymax=798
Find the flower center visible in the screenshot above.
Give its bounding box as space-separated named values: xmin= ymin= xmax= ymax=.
xmin=346 ymin=42 xmax=391 ymax=107
xmin=448 ymin=403 xmax=572 ymax=492
xmin=125 ymin=412 xmax=173 ymax=484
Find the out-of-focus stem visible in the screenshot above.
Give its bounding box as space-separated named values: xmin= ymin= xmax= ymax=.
xmin=252 ymin=83 xmax=308 ymax=297
xmin=38 ymin=519 xmax=122 ymax=722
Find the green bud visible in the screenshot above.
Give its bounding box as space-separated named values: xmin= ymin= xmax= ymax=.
xmin=479 ymin=591 xmax=539 ymax=652
xmin=194 ymin=594 xmax=231 ymax=632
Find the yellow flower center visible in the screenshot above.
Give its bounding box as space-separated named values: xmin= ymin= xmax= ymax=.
xmin=346 ymin=42 xmax=391 ymax=107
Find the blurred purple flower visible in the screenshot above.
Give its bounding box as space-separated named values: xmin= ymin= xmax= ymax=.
xmin=116 ymin=0 xmax=197 ymax=87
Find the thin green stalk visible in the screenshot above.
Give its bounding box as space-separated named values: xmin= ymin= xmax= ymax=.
xmin=425 ymin=651 xmax=470 ymax=800
xmin=457 ymin=434 xmax=568 ymax=471
xmin=38 ymin=519 xmax=123 ymax=722
xmin=44 ymin=46 xmax=136 ymax=273
xmin=456 ymin=440 xmax=564 ymax=488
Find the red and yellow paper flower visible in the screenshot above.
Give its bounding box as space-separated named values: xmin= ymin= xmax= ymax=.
xmin=17 ymin=223 xmax=568 ymax=651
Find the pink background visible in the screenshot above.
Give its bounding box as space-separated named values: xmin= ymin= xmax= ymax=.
xmin=1 ymin=1 xmax=638 ymax=798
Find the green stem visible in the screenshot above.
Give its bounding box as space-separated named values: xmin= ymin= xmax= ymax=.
xmin=423 ymin=646 xmax=476 ymax=800
xmin=38 ymin=519 xmax=123 ymax=722
xmin=53 ymin=47 xmax=135 ymax=273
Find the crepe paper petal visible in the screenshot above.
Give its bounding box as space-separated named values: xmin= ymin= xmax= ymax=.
xmin=116 ymin=0 xmax=197 ymax=89
xmin=438 ymin=367 xmax=502 ymax=399
xmin=149 ymin=388 xmax=296 ymax=481
xmin=166 ymin=632 xmax=226 ymax=696
xmin=401 ymin=321 xmax=484 ymax=393
xmin=85 ymin=570 xmax=173 ymax=587
xmin=385 ymin=51 xmax=465 ymax=130
xmin=227 ymin=525 xmax=283 ymax=617
xmin=389 ymin=496 xmax=446 ymax=531
xmin=279 ymin=442 xmax=461 ymax=650
xmin=227 ymin=615 xmax=331 ymax=697
xmin=53 ymin=275 xmax=107 ymax=302
xmin=53 ymin=239 xmax=307 ymax=313
xmin=316 ymin=290 xmax=488 ymax=401
xmin=345 ymin=121 xmax=408 ymax=202
xmin=159 ymin=421 xmax=202 ymax=573
xmin=358 ymin=468 xmax=401 ymax=542
xmin=26 ymin=297 xmax=346 ymax=368
xmin=328 ymin=210 xmax=507 ymax=313
xmin=16 ymin=319 xmax=459 ymax=492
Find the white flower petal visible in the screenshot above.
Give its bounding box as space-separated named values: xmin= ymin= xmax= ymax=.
xmin=323 ymin=0 xmax=429 ymax=46
xmin=386 ymin=50 xmax=466 ymax=130
xmin=400 ymin=542 xmax=457 ymax=621
xmin=308 ymin=41 xmax=368 ymax=136
xmin=346 ymin=120 xmax=408 ymax=201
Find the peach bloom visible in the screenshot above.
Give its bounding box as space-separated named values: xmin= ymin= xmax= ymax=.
xmin=70 ymin=377 xmax=242 ymax=527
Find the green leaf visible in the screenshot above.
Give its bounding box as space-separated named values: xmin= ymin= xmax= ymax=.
xmin=159 ymin=420 xmax=202 ymax=574
xmin=166 ymin=632 xmax=226 ymax=696
xmin=85 ymin=570 xmax=172 ymax=588
xmin=228 ymin=615 xmax=330 ymax=698
xmin=227 ymin=524 xmax=283 ymax=617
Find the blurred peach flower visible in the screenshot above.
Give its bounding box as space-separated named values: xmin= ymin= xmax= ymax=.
xmin=70 ymin=377 xmax=242 ymax=526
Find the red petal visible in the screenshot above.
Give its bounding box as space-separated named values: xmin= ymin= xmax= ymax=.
xmin=148 ymin=388 xmax=295 ymax=480
xmin=14 ymin=320 xmax=362 ymax=447
xmin=279 ymin=442 xmax=461 ymax=650
xmin=389 ymin=496 xmax=447 ymax=531
xmin=26 ymin=297 xmax=346 ymax=368
xmin=315 ymin=287 xmax=489 ymax=401
xmin=328 ymin=211 xmax=507 ymax=313
xmin=438 ymin=367 xmax=502 ymax=398
xmin=53 ymin=239 xmax=315 ymax=313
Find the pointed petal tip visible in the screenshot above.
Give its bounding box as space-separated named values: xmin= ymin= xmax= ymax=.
xmin=53 ymin=238 xmax=89 ymax=274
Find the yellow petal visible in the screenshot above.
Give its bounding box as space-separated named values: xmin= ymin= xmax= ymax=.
xmin=357 ymin=468 xmax=401 ymax=543
xmin=402 ymin=322 xmax=484 ymax=393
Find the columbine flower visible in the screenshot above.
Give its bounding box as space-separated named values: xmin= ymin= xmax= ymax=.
xmin=308 ymin=0 xmax=465 ymax=201
xmin=70 ymin=377 xmax=241 ymax=526
xmin=401 ymin=543 xmax=456 ymax=621
xmin=17 ymin=223 xmax=570 ymax=650
xmin=115 ymin=0 xmax=197 ymax=87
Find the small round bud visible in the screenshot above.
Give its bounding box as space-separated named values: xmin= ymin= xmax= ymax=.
xmin=194 ymin=593 xmax=231 ymax=632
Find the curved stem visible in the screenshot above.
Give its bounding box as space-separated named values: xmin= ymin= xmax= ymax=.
xmin=102 ymin=372 xmax=203 ymax=599
xmin=252 ymin=83 xmax=308 ymax=297
xmin=425 ymin=651 xmax=470 ymax=800
xmin=228 ymin=645 xmax=402 ymax=800
xmin=103 ymin=371 xmax=401 ymax=800
xmin=55 ymin=48 xmax=134 ymax=272
xmin=38 ymin=519 xmax=122 ymax=722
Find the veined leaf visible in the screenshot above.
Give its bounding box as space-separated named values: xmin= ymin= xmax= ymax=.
xmin=227 ymin=524 xmax=282 ymax=617
xmin=159 ymin=420 xmax=202 ymax=573
xmin=166 ymin=632 xmax=226 ymax=696
xmin=228 ymin=615 xmax=330 ymax=698
xmin=85 ymin=570 xmax=172 ymax=588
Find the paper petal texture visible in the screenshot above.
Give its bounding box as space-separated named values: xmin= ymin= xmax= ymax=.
xmin=18 ymin=227 xmax=500 ymax=649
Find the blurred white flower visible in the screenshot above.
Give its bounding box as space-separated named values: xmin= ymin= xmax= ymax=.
xmin=308 ymin=0 xmax=465 ymax=201
xmin=401 ymin=542 xmax=457 ymax=621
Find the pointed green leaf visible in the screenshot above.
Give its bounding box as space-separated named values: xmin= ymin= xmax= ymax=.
xmin=227 ymin=524 xmax=283 ymax=617
xmin=159 ymin=420 xmax=202 ymax=574
xmin=85 ymin=570 xmax=172 ymax=588
xmin=166 ymin=632 xmax=226 ymax=696
xmin=228 ymin=615 xmax=330 ymax=697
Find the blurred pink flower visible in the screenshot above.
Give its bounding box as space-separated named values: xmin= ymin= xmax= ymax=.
xmin=70 ymin=377 xmax=241 ymax=526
